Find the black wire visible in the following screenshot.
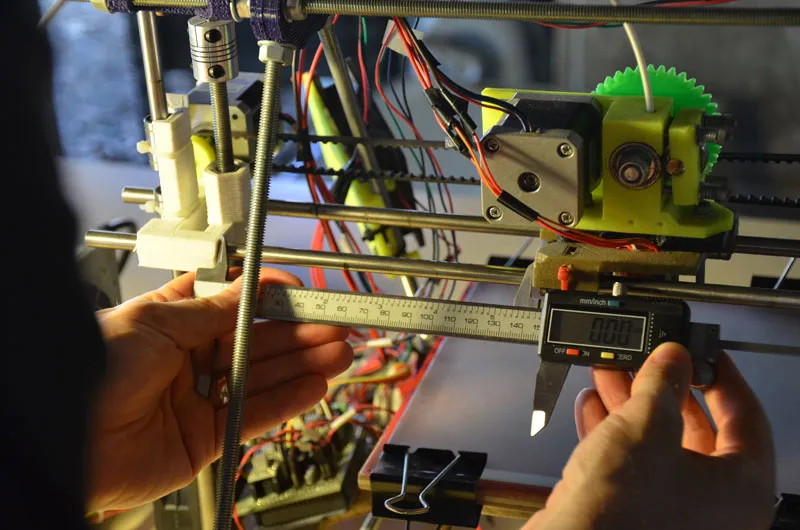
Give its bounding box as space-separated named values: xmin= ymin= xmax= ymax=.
xmin=405 ymin=520 xmax=411 ymax=530
xmin=396 ymin=18 xmax=475 ymax=138
xmin=435 ymin=68 xmax=532 ymax=132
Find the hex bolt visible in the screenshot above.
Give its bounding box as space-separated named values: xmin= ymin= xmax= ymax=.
xmin=487 ymin=206 xmax=503 ymax=220
xmin=518 ymin=172 xmax=541 ymax=193
xmin=558 ymin=143 xmax=575 ymax=158
xmin=559 ymin=211 xmax=575 ymax=225
xmin=484 ymin=136 xmax=501 ymax=153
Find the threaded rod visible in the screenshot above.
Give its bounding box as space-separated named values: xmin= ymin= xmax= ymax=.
xmin=213 ymin=56 xmax=283 ymax=530
xmin=210 ymin=82 xmax=235 ymax=173
xmin=299 ymin=0 xmax=800 ymax=26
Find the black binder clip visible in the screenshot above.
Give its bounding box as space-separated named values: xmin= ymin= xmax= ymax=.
xmin=370 ymin=444 xmax=488 ymax=528
xmin=773 ymin=493 xmax=800 ymax=529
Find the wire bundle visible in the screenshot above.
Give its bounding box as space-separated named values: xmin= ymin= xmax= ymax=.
xmin=384 ymin=17 xmax=659 ymax=252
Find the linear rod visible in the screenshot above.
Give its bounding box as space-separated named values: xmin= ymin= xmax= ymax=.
xmin=84 ymin=230 xmax=526 ymax=285
xmin=85 ymin=229 xmax=800 ymax=310
xmin=117 ymin=193 xmax=800 ymax=258
xmin=298 ymin=0 xmax=800 ymax=26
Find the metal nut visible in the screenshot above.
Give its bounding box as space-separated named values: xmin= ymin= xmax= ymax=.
xmin=559 ymin=211 xmax=575 ymax=226
xmin=284 ymin=0 xmax=307 ymax=21
xmin=558 ymin=143 xmax=575 ymax=158
xmin=484 ymin=137 xmax=501 ymax=153
xmin=258 ymin=41 xmax=295 ymax=66
xmin=487 ymin=206 xmax=503 ymax=220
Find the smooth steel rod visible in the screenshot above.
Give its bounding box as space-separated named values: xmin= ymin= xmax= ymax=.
xmin=122 ymin=186 xmax=157 ymax=204
xmin=318 ymin=24 xmax=380 ymax=172
xmin=136 ymin=11 xmax=168 ymax=121
xmin=299 ymin=0 xmax=800 ymax=26
xmin=116 ymin=194 xmax=800 ymax=257
xmin=606 ymin=280 xmax=800 ymax=310
xmin=734 ymin=236 xmax=800 ymax=258
xmin=265 ymin=200 xmax=542 ymax=236
xmin=85 ymin=229 xmax=800 ymax=310
xmin=84 ymin=230 xmax=525 ymax=285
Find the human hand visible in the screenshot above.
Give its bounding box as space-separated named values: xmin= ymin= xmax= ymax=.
xmin=88 ymin=269 xmax=353 ymax=512
xmin=525 ymin=343 xmax=776 ymax=530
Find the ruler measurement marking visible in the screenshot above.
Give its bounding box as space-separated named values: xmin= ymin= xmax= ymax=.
xmin=258 ymin=286 xmax=541 ymax=345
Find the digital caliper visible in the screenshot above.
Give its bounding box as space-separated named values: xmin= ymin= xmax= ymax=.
xmin=257 ymin=283 xmax=795 ymax=437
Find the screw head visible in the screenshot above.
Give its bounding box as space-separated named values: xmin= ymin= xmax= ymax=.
xmin=558 ymin=143 xmax=575 ymax=158
xmin=208 ymin=65 xmax=226 ymax=79
xmin=694 ymin=199 xmax=714 ymax=218
xmin=666 ymin=158 xmax=685 ymax=176
xmin=484 ymin=137 xmax=501 ymax=153
xmin=518 ymin=172 xmax=541 ymax=193
xmin=559 ymin=211 xmax=575 ymax=225
xmin=205 ymin=29 xmax=223 ymax=43
xmin=487 ymin=206 xmax=503 ymax=220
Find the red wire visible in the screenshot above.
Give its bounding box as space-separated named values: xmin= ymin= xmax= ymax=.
xmin=357 ymin=19 xmax=370 ymax=124
xmin=374 ymin=25 xmax=445 ymax=176
xmin=393 ymin=19 xmax=431 ymax=88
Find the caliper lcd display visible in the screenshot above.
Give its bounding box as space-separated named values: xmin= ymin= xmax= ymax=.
xmin=547 ymin=309 xmax=647 ymax=352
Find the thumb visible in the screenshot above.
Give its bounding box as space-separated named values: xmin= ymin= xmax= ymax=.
xmin=132 ymin=278 xmax=245 ymax=350
xmin=624 ymin=342 xmax=693 ymax=443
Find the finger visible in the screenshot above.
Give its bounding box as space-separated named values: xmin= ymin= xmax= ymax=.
xmin=681 ymin=391 xmax=716 ymax=454
xmin=703 ymin=352 xmax=774 ymax=469
xmin=591 ymin=368 xmax=632 ymax=412
xmin=215 ymin=374 xmax=329 ymax=450
xmin=623 ymin=342 xmax=692 ymax=443
xmin=133 ymin=269 xmax=305 ymax=351
xmin=242 ymin=342 xmax=353 ymax=399
xmin=138 ymin=272 xmax=198 ymax=303
xmin=574 ymin=388 xmax=608 ymax=440
xmin=215 ymin=321 xmax=351 ymax=369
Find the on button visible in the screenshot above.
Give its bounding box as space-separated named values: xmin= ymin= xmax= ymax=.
xmin=566 ymin=348 xmax=580 ymax=356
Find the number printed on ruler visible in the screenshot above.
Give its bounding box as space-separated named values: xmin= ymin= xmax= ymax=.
xmin=258 ymin=286 xmax=541 ymax=344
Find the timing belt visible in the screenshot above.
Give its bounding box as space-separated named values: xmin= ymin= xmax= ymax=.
xmin=277 ymin=135 xmax=800 ymax=204
xmin=272 ymin=164 xmax=481 ymax=186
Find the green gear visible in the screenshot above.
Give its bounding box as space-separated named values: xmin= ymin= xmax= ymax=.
xmin=593 ymin=65 xmax=721 ymax=172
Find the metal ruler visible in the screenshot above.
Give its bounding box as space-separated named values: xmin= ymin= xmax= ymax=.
xmin=257 ymin=286 xmax=800 ymax=357
xmin=257 ymin=285 xmax=541 ymax=345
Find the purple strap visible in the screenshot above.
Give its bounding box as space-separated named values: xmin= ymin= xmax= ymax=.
xmin=107 ymin=0 xmax=231 ymax=19
xmin=250 ymin=0 xmax=327 ymax=47
xmin=108 ymin=0 xmax=324 ymax=46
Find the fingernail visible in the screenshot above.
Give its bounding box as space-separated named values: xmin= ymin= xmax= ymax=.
xmin=652 ymin=342 xmax=692 ymax=397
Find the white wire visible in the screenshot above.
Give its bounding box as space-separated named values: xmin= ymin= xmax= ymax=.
xmin=610 ymin=0 xmax=655 ymax=113
xmin=38 ymin=0 xmax=70 ymax=29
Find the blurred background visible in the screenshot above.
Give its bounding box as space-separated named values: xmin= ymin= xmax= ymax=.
xmin=41 ymin=0 xmax=800 ymax=198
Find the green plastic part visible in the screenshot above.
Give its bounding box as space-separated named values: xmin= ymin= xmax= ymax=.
xmin=305 ymin=73 xmax=399 ymax=259
xmin=593 ymin=65 xmax=721 ymax=173
xmin=480 ymin=84 xmax=734 ymax=238
xmin=576 ymin=98 xmax=734 ymax=238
